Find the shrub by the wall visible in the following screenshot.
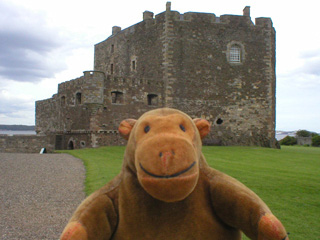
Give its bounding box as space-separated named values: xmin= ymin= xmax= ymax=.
xmin=312 ymin=135 xmax=320 ymax=147
xmin=279 ymin=136 xmax=297 ymax=146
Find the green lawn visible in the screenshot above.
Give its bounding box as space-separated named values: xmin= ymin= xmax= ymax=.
xmin=59 ymin=146 xmax=320 ymax=240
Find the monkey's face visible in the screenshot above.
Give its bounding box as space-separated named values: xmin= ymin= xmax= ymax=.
xmin=119 ymin=109 xmax=210 ymax=202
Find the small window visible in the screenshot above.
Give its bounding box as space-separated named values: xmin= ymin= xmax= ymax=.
xmin=229 ymin=45 xmax=241 ymax=63
xmin=132 ymin=60 xmax=136 ymax=70
xmin=80 ymin=141 xmax=86 ymax=148
xmin=61 ymin=96 xmax=66 ymax=106
xmin=147 ymin=94 xmax=158 ymax=106
xmin=111 ymin=91 xmax=123 ymax=104
xmin=76 ymin=92 xmax=82 ymax=105
xmin=111 ymin=64 xmax=114 ymax=74
xmin=216 ymin=118 xmax=223 ymax=125
xmin=111 ymin=44 xmax=114 ymax=53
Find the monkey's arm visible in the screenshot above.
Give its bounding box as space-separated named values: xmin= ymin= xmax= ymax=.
xmin=208 ymin=170 xmax=289 ymax=240
xmin=60 ymin=177 xmax=120 ymax=240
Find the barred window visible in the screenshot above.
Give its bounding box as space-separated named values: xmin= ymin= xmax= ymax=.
xmin=229 ymin=45 xmax=241 ymax=63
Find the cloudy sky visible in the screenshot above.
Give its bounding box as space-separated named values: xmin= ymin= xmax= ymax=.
xmin=0 ymin=0 xmax=319 ymax=132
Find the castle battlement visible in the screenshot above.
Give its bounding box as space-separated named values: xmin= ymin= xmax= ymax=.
xmin=36 ymin=2 xmax=277 ymax=150
xmin=108 ymin=3 xmax=272 ymax=40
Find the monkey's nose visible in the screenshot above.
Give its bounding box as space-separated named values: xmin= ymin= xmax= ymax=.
xmin=159 ymin=151 xmax=175 ymax=168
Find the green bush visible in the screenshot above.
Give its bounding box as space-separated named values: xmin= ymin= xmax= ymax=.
xmin=279 ymin=136 xmax=297 ymax=145
xmin=296 ymin=130 xmax=319 ymax=138
xmin=296 ymin=130 xmax=311 ymax=137
xmin=312 ymin=135 xmax=320 ymax=147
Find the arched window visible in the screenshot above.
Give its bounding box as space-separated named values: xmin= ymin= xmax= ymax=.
xmin=229 ymin=44 xmax=241 ymax=63
xmin=76 ymin=92 xmax=82 ymax=105
xmin=111 ymin=91 xmax=123 ymax=104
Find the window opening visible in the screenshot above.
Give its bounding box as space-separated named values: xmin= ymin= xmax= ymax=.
xmin=80 ymin=141 xmax=86 ymax=148
xmin=147 ymin=94 xmax=158 ymax=106
xmin=216 ymin=118 xmax=223 ymax=125
xmin=61 ymin=96 xmax=66 ymax=106
xmin=76 ymin=92 xmax=82 ymax=105
xmin=111 ymin=91 xmax=123 ymax=104
xmin=229 ymin=45 xmax=241 ymax=63
xmin=111 ymin=64 xmax=114 ymax=74
xmin=111 ymin=44 xmax=114 ymax=53
xmin=132 ymin=60 xmax=136 ymax=70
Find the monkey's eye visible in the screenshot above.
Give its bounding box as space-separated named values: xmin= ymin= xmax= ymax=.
xmin=179 ymin=124 xmax=186 ymax=132
xmin=144 ymin=125 xmax=150 ymax=133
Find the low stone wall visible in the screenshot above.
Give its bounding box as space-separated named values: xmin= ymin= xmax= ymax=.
xmin=95 ymin=132 xmax=126 ymax=147
xmin=0 ymin=134 xmax=55 ymax=153
xmin=297 ymin=137 xmax=312 ymax=146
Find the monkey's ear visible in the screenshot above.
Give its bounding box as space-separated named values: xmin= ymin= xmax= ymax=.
xmin=118 ymin=119 xmax=137 ymax=140
xmin=193 ymin=118 xmax=211 ymax=139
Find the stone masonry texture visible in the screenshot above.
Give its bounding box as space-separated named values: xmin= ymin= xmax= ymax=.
xmin=29 ymin=3 xmax=278 ymax=152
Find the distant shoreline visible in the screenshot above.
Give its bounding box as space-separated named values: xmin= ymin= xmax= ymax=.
xmin=0 ymin=125 xmax=35 ymax=131
xmin=0 ymin=130 xmax=36 ymax=135
xmin=0 ymin=130 xmax=288 ymax=140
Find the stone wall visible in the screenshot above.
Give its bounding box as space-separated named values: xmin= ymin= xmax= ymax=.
xmin=53 ymin=132 xmax=126 ymax=150
xmin=162 ymin=8 xmax=276 ymax=147
xmin=34 ymin=4 xmax=277 ymax=150
xmin=297 ymin=137 xmax=312 ymax=146
xmin=0 ymin=135 xmax=55 ymax=153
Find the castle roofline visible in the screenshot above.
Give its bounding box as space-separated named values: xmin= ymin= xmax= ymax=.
xmin=95 ymin=3 xmax=272 ymax=46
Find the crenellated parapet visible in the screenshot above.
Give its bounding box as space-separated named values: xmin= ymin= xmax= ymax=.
xmin=104 ymin=3 xmax=272 ymax=41
xmin=56 ymin=70 xmax=105 ymax=105
xmin=35 ymin=2 xmax=277 ymax=150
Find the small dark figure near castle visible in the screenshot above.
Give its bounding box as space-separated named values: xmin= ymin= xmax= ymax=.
xmin=36 ymin=2 xmax=277 ymax=150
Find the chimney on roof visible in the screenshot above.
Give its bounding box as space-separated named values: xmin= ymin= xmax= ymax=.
xmin=143 ymin=11 xmax=154 ymax=21
xmin=166 ymin=2 xmax=171 ymax=12
xmin=243 ymin=6 xmax=250 ymax=17
xmin=112 ymin=26 xmax=121 ymax=35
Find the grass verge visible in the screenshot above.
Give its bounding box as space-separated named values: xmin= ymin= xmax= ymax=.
xmin=58 ymin=146 xmax=320 ymax=240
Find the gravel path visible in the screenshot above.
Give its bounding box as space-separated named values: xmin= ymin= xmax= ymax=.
xmin=0 ymin=153 xmax=86 ymax=240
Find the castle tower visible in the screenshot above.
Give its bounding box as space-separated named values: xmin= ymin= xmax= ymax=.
xmin=36 ymin=3 xmax=277 ymax=149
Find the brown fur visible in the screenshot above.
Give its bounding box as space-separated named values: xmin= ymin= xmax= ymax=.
xmin=60 ymin=108 xmax=289 ymax=240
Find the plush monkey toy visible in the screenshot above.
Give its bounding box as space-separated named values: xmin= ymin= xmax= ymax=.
xmin=60 ymin=108 xmax=289 ymax=240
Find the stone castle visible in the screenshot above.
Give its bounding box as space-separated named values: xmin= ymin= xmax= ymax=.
xmin=35 ymin=2 xmax=277 ymax=150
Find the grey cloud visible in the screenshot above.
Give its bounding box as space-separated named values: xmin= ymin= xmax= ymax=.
xmin=0 ymin=94 xmax=34 ymax=117
xmin=0 ymin=2 xmax=66 ymax=82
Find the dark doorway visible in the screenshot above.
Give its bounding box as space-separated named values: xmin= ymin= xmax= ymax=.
xmin=55 ymin=135 xmax=63 ymax=150
xmin=68 ymin=141 xmax=74 ymax=150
